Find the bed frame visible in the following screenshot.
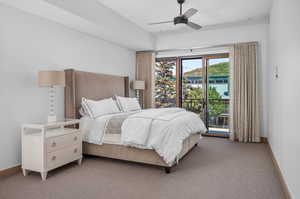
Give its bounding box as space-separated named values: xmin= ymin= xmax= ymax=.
xmin=64 ymin=69 xmax=200 ymax=173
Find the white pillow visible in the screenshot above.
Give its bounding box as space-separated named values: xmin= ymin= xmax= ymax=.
xmin=79 ymin=107 xmax=89 ymax=117
xmin=81 ymin=99 xmax=93 ymax=117
xmin=81 ymin=97 xmax=120 ymax=118
xmin=115 ymin=96 xmax=141 ymax=112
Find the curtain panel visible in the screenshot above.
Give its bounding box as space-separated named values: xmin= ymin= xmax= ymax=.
xmin=136 ymin=51 xmax=155 ymax=108
xmin=231 ymin=43 xmax=261 ymax=142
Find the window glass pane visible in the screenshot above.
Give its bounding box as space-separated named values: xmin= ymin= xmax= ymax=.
xmin=182 ymin=58 xmax=203 ymax=100
xmin=154 ymin=59 xmax=177 ymax=108
xmin=207 ymin=58 xmax=230 ymax=132
xmin=207 ymin=58 xmax=230 ymax=99
xmin=181 ymin=58 xmax=205 ymax=120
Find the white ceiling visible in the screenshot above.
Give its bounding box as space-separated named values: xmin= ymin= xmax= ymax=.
xmin=98 ymin=0 xmax=272 ymax=33
xmin=1 ymin=0 xmax=272 ymax=50
xmin=0 ymin=0 xmax=154 ymax=50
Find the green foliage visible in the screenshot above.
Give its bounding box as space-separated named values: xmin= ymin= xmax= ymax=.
xmin=155 ymin=60 xmax=176 ymax=107
xmin=183 ymin=82 xmax=226 ymax=117
xmin=207 ymin=87 xmax=226 ymax=117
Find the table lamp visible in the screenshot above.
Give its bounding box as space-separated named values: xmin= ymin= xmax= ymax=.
xmin=132 ymin=80 xmax=145 ymax=108
xmin=38 ymin=70 xmax=65 ymax=122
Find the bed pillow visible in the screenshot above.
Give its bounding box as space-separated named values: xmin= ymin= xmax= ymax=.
xmin=79 ymin=107 xmax=89 ymax=117
xmin=82 ymin=97 xmax=120 ymax=118
xmin=81 ymin=99 xmax=93 ymax=118
xmin=112 ymin=96 xmax=122 ymax=111
xmin=115 ymin=96 xmax=141 ymax=112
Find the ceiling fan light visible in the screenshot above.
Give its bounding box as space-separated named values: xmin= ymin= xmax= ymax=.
xmin=175 ymin=23 xmax=186 ymax=28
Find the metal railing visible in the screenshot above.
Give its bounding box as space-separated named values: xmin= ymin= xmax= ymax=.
xmin=183 ymin=98 xmax=230 ymax=128
xmin=155 ymin=98 xmax=230 ymax=129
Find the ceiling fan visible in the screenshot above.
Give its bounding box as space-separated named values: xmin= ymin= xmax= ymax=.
xmin=148 ymin=0 xmax=202 ymax=30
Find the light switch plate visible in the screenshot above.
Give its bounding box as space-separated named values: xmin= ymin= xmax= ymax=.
xmin=275 ymin=65 xmax=279 ymax=79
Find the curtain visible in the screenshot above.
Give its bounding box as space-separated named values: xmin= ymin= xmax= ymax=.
xmin=231 ymin=43 xmax=261 ymax=142
xmin=136 ymin=51 xmax=155 ymax=108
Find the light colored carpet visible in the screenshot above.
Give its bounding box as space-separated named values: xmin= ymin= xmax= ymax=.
xmin=0 ymin=137 xmax=285 ymax=199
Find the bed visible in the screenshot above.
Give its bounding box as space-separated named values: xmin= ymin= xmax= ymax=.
xmin=64 ymin=69 xmax=205 ymax=173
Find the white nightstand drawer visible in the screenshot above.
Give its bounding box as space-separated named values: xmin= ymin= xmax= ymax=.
xmin=47 ymin=131 xmax=81 ymax=152
xmin=47 ymin=144 xmax=82 ymax=170
xmin=22 ymin=120 xmax=82 ymax=180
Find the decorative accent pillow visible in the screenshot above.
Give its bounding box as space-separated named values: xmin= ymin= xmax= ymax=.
xmin=115 ymin=96 xmax=141 ymax=112
xmin=81 ymin=97 xmax=120 ymax=118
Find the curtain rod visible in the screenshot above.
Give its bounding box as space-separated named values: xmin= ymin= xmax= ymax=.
xmin=155 ymin=41 xmax=258 ymax=54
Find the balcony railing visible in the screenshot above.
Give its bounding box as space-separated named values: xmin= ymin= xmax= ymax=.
xmin=155 ymin=98 xmax=230 ymax=129
xmin=183 ymin=98 xmax=230 ymax=129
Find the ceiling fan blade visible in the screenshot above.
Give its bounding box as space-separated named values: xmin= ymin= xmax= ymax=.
xmin=187 ymin=22 xmax=202 ymax=30
xmin=148 ymin=20 xmax=173 ymax=25
xmin=183 ymin=8 xmax=198 ymax=18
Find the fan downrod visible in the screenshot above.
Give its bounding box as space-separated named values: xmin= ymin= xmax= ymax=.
xmin=175 ymin=0 xmax=186 ymax=24
xmin=177 ymin=0 xmax=185 ymax=15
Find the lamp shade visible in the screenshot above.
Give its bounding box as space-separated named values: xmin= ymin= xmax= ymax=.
xmin=132 ymin=80 xmax=145 ymax=90
xmin=38 ymin=70 xmax=65 ymax=87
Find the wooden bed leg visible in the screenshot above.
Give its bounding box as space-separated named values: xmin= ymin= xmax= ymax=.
xmin=165 ymin=167 xmax=171 ymax=174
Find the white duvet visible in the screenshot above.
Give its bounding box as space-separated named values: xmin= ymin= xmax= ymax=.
xmin=121 ymin=108 xmax=207 ymax=165
xmin=80 ymin=108 xmax=207 ymax=166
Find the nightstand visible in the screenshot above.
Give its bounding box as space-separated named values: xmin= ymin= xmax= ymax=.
xmin=21 ymin=119 xmax=82 ymax=180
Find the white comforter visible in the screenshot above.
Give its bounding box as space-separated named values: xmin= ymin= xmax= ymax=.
xmin=80 ymin=108 xmax=207 ymax=166
xmin=121 ymin=108 xmax=207 ymax=165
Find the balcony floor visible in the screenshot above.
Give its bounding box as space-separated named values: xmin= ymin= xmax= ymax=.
xmin=204 ymin=127 xmax=230 ymax=137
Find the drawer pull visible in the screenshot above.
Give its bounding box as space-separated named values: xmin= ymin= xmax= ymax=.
xmin=74 ymin=136 xmax=78 ymax=141
xmin=52 ymin=142 xmax=56 ymax=147
xmin=74 ymin=148 xmax=78 ymax=153
xmin=52 ymin=156 xmax=56 ymax=161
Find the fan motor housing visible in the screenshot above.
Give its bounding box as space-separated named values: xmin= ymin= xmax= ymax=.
xmin=177 ymin=0 xmax=185 ymax=4
xmin=174 ymin=16 xmax=188 ymax=25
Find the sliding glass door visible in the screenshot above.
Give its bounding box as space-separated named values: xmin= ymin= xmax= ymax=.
xmin=206 ymin=57 xmax=230 ymax=136
xmin=155 ymin=54 xmax=230 ymax=137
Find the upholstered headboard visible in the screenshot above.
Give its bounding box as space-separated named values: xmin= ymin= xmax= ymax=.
xmin=64 ymin=69 xmax=129 ymax=119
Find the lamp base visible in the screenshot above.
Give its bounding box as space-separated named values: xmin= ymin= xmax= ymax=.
xmin=136 ymin=90 xmax=144 ymax=109
xmin=47 ymin=115 xmax=57 ymax=123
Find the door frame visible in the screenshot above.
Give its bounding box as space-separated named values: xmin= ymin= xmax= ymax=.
xmin=178 ymin=53 xmax=229 ymax=128
xmin=180 ymin=56 xmax=207 ymax=127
